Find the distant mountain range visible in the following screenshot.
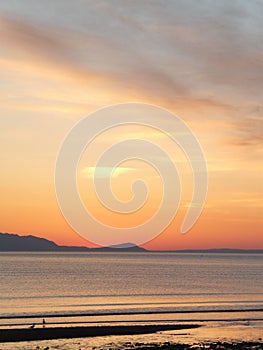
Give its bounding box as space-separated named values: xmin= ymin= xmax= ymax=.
xmin=0 ymin=232 xmax=262 ymax=253
xmin=0 ymin=233 xmax=146 ymax=252
xmin=154 ymin=248 xmax=263 ymax=254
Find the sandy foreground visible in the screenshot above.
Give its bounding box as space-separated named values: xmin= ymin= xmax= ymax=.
xmin=0 ymin=324 xmax=199 ymax=342
xmin=117 ymin=342 xmax=263 ymax=349
xmin=0 ymin=323 xmax=263 ymax=349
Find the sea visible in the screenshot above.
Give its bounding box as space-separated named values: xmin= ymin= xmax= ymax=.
xmin=0 ymin=252 xmax=262 ymax=349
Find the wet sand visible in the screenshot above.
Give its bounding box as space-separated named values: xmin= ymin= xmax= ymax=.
xmin=0 ymin=324 xmax=200 ymax=342
xmin=130 ymin=342 xmax=263 ymax=349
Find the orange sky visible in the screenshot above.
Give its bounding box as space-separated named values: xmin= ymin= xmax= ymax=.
xmin=0 ymin=1 xmax=262 ymax=249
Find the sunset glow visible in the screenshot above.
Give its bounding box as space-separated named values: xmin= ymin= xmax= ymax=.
xmin=1 ymin=1 xmax=262 ymax=249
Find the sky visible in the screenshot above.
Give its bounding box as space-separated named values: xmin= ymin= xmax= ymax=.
xmin=0 ymin=0 xmax=262 ymax=249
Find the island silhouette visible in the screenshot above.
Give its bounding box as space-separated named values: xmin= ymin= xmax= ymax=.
xmin=0 ymin=232 xmax=146 ymax=252
xmin=0 ymin=232 xmax=263 ymax=253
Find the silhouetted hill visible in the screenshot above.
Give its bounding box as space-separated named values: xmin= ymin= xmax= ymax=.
xmin=95 ymin=242 xmax=146 ymax=252
xmin=0 ymin=233 xmax=262 ymax=253
xmin=0 ymin=233 xmax=89 ymax=252
xmin=153 ymin=248 xmax=263 ymax=254
xmin=0 ymin=233 xmax=146 ymax=252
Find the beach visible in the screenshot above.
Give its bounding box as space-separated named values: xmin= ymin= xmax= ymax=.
xmin=0 ymin=324 xmax=200 ymax=342
xmin=0 ymin=252 xmax=262 ymax=349
xmin=0 ymin=322 xmax=262 ymax=349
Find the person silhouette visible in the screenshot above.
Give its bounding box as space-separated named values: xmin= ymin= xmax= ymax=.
xmin=42 ymin=318 xmax=46 ymax=328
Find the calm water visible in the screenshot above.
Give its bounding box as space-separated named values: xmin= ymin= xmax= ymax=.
xmin=0 ymin=252 xmax=263 ymax=348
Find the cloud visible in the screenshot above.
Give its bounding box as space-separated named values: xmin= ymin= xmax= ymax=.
xmin=1 ymin=1 xmax=262 ymax=247
xmin=81 ymin=166 xmax=136 ymax=179
xmin=224 ymin=106 xmax=263 ymax=148
xmin=0 ymin=1 xmax=262 ymax=148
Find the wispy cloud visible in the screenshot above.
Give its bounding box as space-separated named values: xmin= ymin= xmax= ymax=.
xmin=81 ymin=166 xmax=136 ymax=179
xmin=1 ymin=2 xmax=262 ymax=148
xmin=1 ymin=0 xmax=262 ymax=248
xmin=1 ymin=3 xmax=262 ymax=155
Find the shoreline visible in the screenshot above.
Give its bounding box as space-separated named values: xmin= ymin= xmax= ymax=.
xmin=0 ymin=324 xmax=200 ymax=343
xmin=1 ymin=308 xmax=263 ymax=320
xmin=126 ymin=342 xmax=263 ymax=349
